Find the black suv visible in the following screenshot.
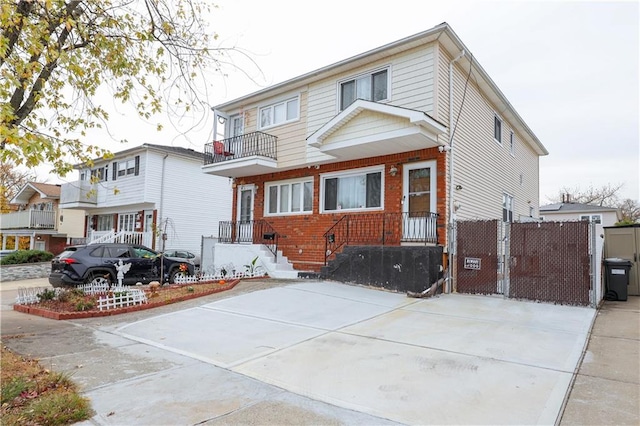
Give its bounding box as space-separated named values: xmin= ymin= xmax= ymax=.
xmin=49 ymin=243 xmax=195 ymax=288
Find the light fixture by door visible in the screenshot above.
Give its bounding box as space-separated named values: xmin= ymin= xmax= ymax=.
xmin=389 ymin=165 xmax=398 ymax=176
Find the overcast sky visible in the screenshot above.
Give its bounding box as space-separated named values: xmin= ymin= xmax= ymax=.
xmin=43 ymin=0 xmax=639 ymax=203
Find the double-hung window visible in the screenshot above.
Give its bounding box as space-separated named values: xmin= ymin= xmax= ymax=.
xmin=502 ymin=193 xmax=514 ymax=222
xmin=112 ymin=156 xmax=139 ymax=180
xmin=265 ymin=179 xmax=313 ymax=215
xmin=340 ymin=69 xmax=388 ymax=110
xmin=580 ymin=214 xmax=602 ymax=224
xmin=322 ymin=167 xmax=383 ymax=212
xmin=494 ymin=115 xmax=502 ymax=143
xmin=259 ymin=96 xmax=299 ymax=129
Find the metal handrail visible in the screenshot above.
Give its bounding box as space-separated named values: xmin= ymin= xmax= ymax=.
xmin=323 ymin=211 xmax=439 ymax=265
xmin=218 ymin=219 xmax=279 ymax=262
xmin=203 ymin=131 xmax=277 ymax=165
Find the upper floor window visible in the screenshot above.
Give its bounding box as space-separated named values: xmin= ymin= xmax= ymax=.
xmin=91 ymin=166 xmax=107 ymax=182
xmin=494 ymin=115 xmax=502 ymax=143
xmin=259 ymin=96 xmax=299 ymax=129
xmin=509 ymin=131 xmax=515 ymax=155
xmin=265 ymin=178 xmax=313 ymax=215
xmin=340 ymin=69 xmax=388 ymax=110
xmin=321 ymin=167 xmax=383 ymax=213
xmin=580 ymin=214 xmax=602 ymax=224
xmin=502 ymin=193 xmax=513 ymax=222
xmin=112 ymin=156 xmax=140 ymax=180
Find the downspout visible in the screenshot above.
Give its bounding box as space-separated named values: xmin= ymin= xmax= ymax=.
xmin=448 ymin=49 xmax=465 ymax=293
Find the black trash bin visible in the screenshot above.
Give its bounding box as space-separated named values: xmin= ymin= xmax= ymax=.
xmin=604 ymin=258 xmax=632 ymax=301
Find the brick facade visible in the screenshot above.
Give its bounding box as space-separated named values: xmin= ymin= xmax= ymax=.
xmin=231 ymin=147 xmax=446 ymax=271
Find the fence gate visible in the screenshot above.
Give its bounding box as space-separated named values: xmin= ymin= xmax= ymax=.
xmin=456 ymin=219 xmax=501 ymax=295
xmin=509 ymin=221 xmax=591 ymax=306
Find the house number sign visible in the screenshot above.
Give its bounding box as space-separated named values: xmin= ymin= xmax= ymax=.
xmin=464 ymin=257 xmax=481 ymax=270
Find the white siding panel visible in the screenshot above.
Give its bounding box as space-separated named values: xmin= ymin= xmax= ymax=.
xmin=437 ymin=46 xmax=541 ymax=221
xmin=305 ymin=44 xmax=436 ymax=165
xmin=325 ymin=111 xmax=409 ymax=144
xmin=158 ymin=154 xmax=232 ymax=253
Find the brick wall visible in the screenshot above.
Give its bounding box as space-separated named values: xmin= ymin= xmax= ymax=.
xmin=233 ymin=148 xmax=446 ymax=271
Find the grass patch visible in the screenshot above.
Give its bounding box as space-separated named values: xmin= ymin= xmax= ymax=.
xmin=1 ymin=345 xmax=93 ymax=425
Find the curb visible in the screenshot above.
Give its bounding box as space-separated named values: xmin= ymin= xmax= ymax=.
xmin=13 ymin=279 xmax=242 ymax=320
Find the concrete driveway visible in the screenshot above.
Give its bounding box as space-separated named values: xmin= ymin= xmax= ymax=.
xmin=72 ymin=281 xmax=596 ymax=425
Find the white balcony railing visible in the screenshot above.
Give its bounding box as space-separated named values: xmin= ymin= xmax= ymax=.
xmin=0 ymin=210 xmax=57 ymax=230
xmin=88 ymin=230 xmax=153 ymax=247
xmin=60 ymin=180 xmax=97 ymax=205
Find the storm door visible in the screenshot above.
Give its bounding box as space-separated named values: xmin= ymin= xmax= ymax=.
xmin=402 ymin=161 xmax=437 ymax=242
xmin=236 ymin=185 xmax=255 ymax=242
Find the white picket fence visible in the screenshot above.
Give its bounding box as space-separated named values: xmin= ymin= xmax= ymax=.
xmin=15 ymin=287 xmax=61 ymax=305
xmin=174 ymin=266 xmax=267 ymax=284
xmin=97 ymin=288 xmax=147 ymax=311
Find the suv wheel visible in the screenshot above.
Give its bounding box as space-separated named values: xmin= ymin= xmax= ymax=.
xmin=86 ymin=272 xmax=111 ymax=287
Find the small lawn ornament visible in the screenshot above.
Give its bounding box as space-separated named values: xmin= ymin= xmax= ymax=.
xmin=115 ymin=259 xmax=132 ymax=286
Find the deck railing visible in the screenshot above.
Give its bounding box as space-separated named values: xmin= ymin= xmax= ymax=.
xmin=324 ymin=211 xmax=439 ymax=265
xmin=218 ymin=219 xmax=279 ymax=261
xmin=0 ymin=209 xmax=56 ymax=230
xmin=204 ymin=131 xmax=277 ymax=165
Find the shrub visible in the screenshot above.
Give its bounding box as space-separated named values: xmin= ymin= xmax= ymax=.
xmin=0 ymin=250 xmax=54 ymax=265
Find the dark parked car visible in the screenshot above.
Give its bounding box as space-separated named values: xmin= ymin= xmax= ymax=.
xmin=163 ymin=249 xmax=200 ymax=268
xmin=49 ymin=243 xmax=195 ymax=288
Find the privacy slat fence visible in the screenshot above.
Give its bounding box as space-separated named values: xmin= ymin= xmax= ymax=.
xmin=456 ymin=219 xmax=593 ymax=306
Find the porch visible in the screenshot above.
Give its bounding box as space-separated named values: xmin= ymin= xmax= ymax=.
xmin=0 ymin=209 xmax=57 ymax=230
xmin=87 ymin=230 xmax=153 ymax=247
xmin=217 ymin=211 xmax=440 ymax=272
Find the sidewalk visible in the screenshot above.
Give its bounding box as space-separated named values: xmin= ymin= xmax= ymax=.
xmin=560 ymin=296 xmax=640 ymax=425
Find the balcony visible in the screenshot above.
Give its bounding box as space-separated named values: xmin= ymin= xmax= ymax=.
xmin=0 ymin=209 xmax=57 ymax=230
xmin=202 ymin=131 xmax=278 ymax=178
xmin=59 ymin=180 xmax=97 ymax=209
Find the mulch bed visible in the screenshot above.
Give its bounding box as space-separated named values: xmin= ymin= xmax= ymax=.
xmin=13 ymin=279 xmax=241 ymax=320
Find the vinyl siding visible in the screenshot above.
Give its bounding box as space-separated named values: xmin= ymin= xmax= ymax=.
xmin=306 ymin=44 xmax=436 ymax=165
xmin=327 ymin=110 xmax=410 ymax=143
xmin=436 ymin=47 xmax=540 ymax=221
xmin=150 ymin=153 xmax=232 ymax=253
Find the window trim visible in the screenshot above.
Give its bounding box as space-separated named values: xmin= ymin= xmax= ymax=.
xmin=502 ymin=192 xmax=514 ymax=223
xmin=264 ymin=177 xmax=314 ymax=216
xmin=320 ymin=165 xmax=385 ymax=214
xmin=258 ymin=95 xmax=300 ymax=130
xmin=338 ymin=67 xmax=390 ymax=111
xmin=580 ymin=214 xmax=602 ymax=224
xmin=494 ymin=114 xmax=503 ymax=144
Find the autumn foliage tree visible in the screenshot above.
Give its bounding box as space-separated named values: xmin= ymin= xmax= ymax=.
xmin=1 ymin=0 xmax=250 ymax=176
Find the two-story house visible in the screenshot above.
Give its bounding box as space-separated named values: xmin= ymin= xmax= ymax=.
xmin=201 ymin=22 xmax=548 ymax=279
xmin=1 ymin=182 xmax=85 ymax=254
xmin=59 ymin=144 xmax=232 ymax=255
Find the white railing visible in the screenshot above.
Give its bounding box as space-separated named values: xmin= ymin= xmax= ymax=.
xmin=88 ymin=230 xmax=152 ymax=246
xmin=0 ymin=209 xmax=57 ymax=230
xmin=60 ymin=180 xmax=97 ymax=205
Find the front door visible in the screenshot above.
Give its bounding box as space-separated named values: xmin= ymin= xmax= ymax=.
xmin=402 ymin=161 xmax=437 ymax=241
xmin=236 ymin=185 xmax=255 ymax=243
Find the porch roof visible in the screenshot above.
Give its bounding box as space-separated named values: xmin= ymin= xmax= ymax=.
xmin=306 ymin=100 xmax=447 ymax=160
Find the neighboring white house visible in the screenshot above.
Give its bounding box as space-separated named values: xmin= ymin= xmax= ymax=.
xmin=59 ymin=144 xmax=232 ymax=254
xmin=539 ymin=202 xmax=621 ymax=228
